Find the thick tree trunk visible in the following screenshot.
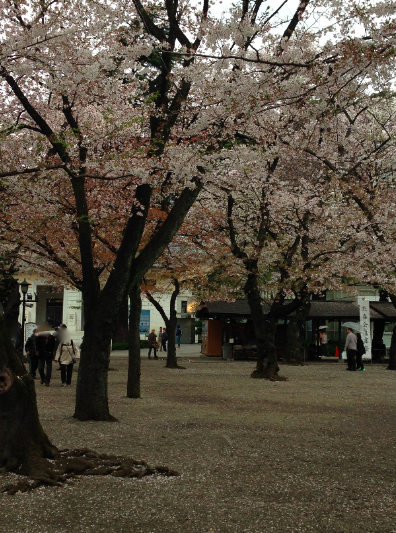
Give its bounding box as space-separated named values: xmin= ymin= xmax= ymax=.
xmin=112 ymin=298 xmax=129 ymax=345
xmin=166 ymin=311 xmax=178 ymax=368
xmin=285 ymin=300 xmax=311 ymax=365
xmin=244 ymin=272 xmax=284 ymax=380
xmin=74 ymin=322 xmax=115 ymax=421
xmin=387 ymin=294 xmax=396 ymax=370
xmin=387 ymin=323 xmax=396 ymax=370
xmin=73 ymin=184 xmax=202 ymax=421
xmin=166 ymin=279 xmax=180 ymax=369
xmin=0 ymin=316 xmax=56 ymax=474
xmin=1 ymin=276 xmax=23 ymax=361
xmin=372 ymin=290 xmax=387 ymax=362
xmin=127 ymin=284 xmax=142 ymax=398
xmin=0 ymin=314 xmax=178 ymax=495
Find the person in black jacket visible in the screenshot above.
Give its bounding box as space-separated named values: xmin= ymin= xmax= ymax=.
xmin=161 ymin=328 xmax=168 ymax=352
xmin=25 ymin=329 xmax=38 ymax=378
xmin=356 ymin=332 xmax=366 ymax=371
xmin=36 ymin=332 xmax=56 ymax=386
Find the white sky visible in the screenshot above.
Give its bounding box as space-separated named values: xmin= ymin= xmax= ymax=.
xmin=203 ymin=0 xmax=302 ymax=21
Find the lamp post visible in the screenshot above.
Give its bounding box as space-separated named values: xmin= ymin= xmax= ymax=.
xmin=19 ymin=279 xmax=29 ymax=346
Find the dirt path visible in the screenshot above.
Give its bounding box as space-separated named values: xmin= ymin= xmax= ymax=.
xmin=1 ymin=358 xmax=396 ymax=532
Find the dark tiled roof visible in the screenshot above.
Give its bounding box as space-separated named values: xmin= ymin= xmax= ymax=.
xmin=196 ymin=299 xmax=396 ymax=320
xmin=196 ymin=299 xmax=271 ymax=317
xmin=370 ymin=302 xmax=396 ymax=319
xmin=306 ymin=301 xmax=359 ymax=319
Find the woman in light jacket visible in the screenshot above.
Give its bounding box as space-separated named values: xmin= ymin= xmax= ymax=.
xmin=55 ymin=339 xmax=80 ymax=386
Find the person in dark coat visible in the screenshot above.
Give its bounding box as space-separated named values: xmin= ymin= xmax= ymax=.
xmin=25 ymin=329 xmax=38 ymax=378
xmin=147 ymin=329 xmax=158 ymax=359
xmin=161 ymin=328 xmax=168 ymax=352
xmin=356 ymin=332 xmax=366 ymax=371
xmin=36 ymin=332 xmax=56 ymax=386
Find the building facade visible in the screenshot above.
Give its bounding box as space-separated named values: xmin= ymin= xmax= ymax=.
xmin=18 ymin=275 xmax=197 ymax=346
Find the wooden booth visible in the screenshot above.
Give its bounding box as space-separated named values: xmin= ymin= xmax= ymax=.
xmin=201 ymin=320 xmax=223 ymax=357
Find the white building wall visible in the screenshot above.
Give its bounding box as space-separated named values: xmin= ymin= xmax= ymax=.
xmin=18 ymin=274 xmax=193 ymax=346
xmin=140 ymin=291 xmax=192 ymax=338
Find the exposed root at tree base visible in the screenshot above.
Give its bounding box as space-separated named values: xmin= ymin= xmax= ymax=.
xmin=1 ymin=448 xmax=180 ymax=495
xmin=165 ymin=364 xmax=186 ymax=369
xmin=72 ymin=413 xmax=118 ymax=422
xmin=251 ymin=370 xmax=288 ymax=381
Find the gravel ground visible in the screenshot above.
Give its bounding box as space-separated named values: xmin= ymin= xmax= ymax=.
xmin=1 ymin=357 xmax=396 ymax=533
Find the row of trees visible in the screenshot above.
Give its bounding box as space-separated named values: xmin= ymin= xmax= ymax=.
xmin=2 ymin=0 xmax=396 ymax=481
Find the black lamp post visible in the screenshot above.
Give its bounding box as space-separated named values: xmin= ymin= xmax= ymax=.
xmin=19 ymin=279 xmax=30 ymax=346
xmin=19 ymin=281 xmax=39 ymax=348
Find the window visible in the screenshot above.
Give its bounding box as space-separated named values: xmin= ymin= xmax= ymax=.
xmin=181 ymin=301 xmax=188 ymax=313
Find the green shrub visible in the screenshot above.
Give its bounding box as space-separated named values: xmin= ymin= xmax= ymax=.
xmin=112 ymin=343 xmax=129 ymax=351
xmin=111 ymin=340 xmax=149 ymax=351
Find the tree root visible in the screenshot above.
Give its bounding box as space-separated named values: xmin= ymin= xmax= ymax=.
xmin=1 ymin=448 xmax=180 ymax=495
xmin=165 ymin=363 xmax=186 ymax=369
xmin=251 ymin=369 xmax=288 ymax=381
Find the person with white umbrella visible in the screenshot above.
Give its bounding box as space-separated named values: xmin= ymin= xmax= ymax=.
xmin=344 ymin=327 xmax=357 ymax=371
xmin=319 ymin=326 xmax=328 ymax=357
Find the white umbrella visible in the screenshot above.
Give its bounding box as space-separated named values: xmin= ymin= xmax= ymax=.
xmin=341 ymin=322 xmax=362 ymax=331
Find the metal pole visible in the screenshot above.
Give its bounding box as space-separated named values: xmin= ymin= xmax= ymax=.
xmin=338 ymin=320 xmax=342 ymax=362
xmin=21 ymin=293 xmax=26 ymax=348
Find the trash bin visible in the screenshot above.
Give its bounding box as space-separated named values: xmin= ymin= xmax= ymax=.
xmin=222 ymin=342 xmax=232 ymax=360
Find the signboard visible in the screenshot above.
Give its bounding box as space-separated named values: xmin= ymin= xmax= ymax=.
xmin=25 ymin=322 xmax=37 ymax=344
xmin=139 ymin=310 xmax=150 ymax=336
xmin=358 ymin=299 xmax=372 ymax=360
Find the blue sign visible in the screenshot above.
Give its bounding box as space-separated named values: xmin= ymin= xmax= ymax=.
xmin=139 ymin=310 xmax=150 ymax=335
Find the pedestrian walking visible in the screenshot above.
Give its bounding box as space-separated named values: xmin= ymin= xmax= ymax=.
xmin=356 ymin=332 xmax=366 ymax=371
xmin=55 ymin=338 xmax=80 ymax=386
xmin=148 ymin=329 xmax=158 ymax=359
xmin=54 ymin=324 xmax=67 ymax=371
xmin=176 ymin=324 xmax=182 ymax=348
xmin=158 ymin=327 xmax=163 ymax=351
xmin=320 ymin=326 xmax=329 ymax=357
xmin=161 ymin=328 xmax=168 ymax=352
xmin=344 ymin=327 xmax=357 ymax=371
xmin=36 ymin=332 xmax=56 ymax=386
xmin=25 ymin=329 xmax=38 ymax=378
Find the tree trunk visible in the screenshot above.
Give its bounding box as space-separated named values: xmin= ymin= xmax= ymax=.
xmin=166 ymin=280 xmax=180 ymax=369
xmin=1 ymin=276 xmax=23 ymax=361
xmin=166 ymin=309 xmax=178 ymax=368
xmin=112 ymin=298 xmax=129 ymax=345
xmin=127 ymin=284 xmax=142 ymax=398
xmin=74 ymin=322 xmax=115 ymax=421
xmin=73 ymin=183 xmax=202 ymax=421
xmin=145 ymin=279 xmax=184 ymax=369
xmin=387 ymin=293 xmax=396 ymax=370
xmin=0 ymin=315 xmax=56 ymax=475
xmin=0 ymin=314 xmax=179 ymax=495
xmin=285 ymin=300 xmax=311 ymax=365
xmin=244 ymin=272 xmax=284 ymax=380
xmin=372 ymin=291 xmax=388 ymax=363
xmin=387 ymin=323 xmax=396 ymax=370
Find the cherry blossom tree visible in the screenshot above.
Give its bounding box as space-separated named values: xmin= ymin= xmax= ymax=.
xmin=1 ymin=0 xmax=214 ymax=422
xmin=2 ymin=0 xmax=396 ymax=430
